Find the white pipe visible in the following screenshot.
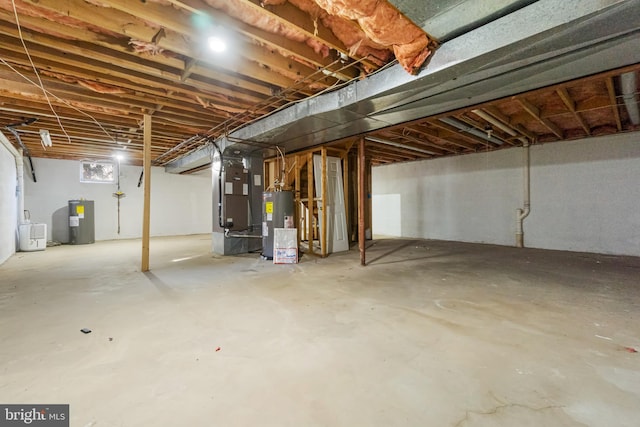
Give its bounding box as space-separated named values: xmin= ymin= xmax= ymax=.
xmin=438 ymin=117 xmax=505 ymax=145
xmin=620 ymin=72 xmax=640 ymax=125
xmin=365 ymin=136 xmax=437 ymax=155
xmin=0 ymin=131 xmax=25 ymax=236
xmin=516 ymin=140 xmax=530 ymax=247
xmin=472 ymin=109 xmax=528 ymax=144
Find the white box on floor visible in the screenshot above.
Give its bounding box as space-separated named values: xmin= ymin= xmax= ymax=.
xmin=273 ymin=228 xmax=297 ymax=264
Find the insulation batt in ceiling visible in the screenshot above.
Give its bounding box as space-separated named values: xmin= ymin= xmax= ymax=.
xmin=201 ymin=0 xmax=330 ymax=57
xmin=262 ymin=0 xmax=434 ymax=74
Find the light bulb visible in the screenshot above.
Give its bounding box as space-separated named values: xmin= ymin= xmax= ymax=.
xmin=208 ymin=36 xmax=226 ymax=53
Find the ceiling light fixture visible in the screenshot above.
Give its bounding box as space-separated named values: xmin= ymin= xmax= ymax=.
xmin=208 ymin=36 xmax=226 ymax=53
xmin=39 ymin=129 xmax=52 ymax=147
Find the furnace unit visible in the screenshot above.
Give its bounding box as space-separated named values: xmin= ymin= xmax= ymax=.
xmin=221 ymin=164 xmax=250 ymax=231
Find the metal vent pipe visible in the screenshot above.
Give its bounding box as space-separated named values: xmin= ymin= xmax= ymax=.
xmin=620 ymin=72 xmax=640 ymax=125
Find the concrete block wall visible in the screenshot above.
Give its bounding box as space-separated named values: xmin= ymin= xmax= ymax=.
xmin=372 ymin=132 xmax=640 ymax=256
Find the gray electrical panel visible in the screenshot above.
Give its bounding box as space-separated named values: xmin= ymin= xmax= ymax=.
xmin=69 ymin=200 xmax=95 ymax=245
xmin=262 ymin=191 xmax=294 ymax=258
xmin=222 ymin=165 xmax=250 ymax=231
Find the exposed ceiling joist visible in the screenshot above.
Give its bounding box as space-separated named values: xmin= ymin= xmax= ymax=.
xmin=556 ymin=88 xmax=591 ymax=136
xmin=517 ymin=98 xmax=564 ymax=139
xmin=1 ymin=0 xmax=639 ymax=168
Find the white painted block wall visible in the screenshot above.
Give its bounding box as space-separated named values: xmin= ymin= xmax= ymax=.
xmin=373 ymin=133 xmax=640 ymax=257
xmin=0 ymin=142 xmax=18 ymax=264
xmin=23 ymin=158 xmax=212 ymax=242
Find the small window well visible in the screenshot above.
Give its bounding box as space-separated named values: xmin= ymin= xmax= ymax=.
xmin=80 ymin=160 xmax=116 ymax=183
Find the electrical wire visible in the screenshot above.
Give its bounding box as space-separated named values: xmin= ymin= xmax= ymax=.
xmin=155 ymin=54 xmax=399 ymax=165
xmin=202 ymin=56 xmax=370 ymax=139
xmin=154 ymin=62 xmax=347 ymax=165
xmin=275 ymin=145 xmax=286 ymax=186
xmin=209 ymin=139 xmax=226 ymax=230
xmin=0 ymin=57 xmax=116 ymax=144
xmin=10 ymin=0 xmax=71 ymax=146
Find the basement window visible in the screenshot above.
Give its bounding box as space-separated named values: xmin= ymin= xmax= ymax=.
xmin=80 ymin=160 xmax=115 ymax=183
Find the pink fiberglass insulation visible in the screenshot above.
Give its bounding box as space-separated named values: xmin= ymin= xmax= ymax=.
xmin=201 ymin=0 xmax=329 ymax=57
xmin=264 ymin=0 xmax=433 ymax=74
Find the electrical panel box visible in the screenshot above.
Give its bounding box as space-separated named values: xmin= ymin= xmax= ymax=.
xmin=222 ymin=165 xmax=250 ymax=231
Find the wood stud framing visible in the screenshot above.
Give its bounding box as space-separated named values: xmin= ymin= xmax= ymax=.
xmin=261 ymin=141 xmax=372 ymax=262
xmin=358 ymin=137 xmax=366 ymax=266
xmin=307 ymin=152 xmax=314 ymax=255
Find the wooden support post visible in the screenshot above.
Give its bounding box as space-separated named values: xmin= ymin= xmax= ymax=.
xmin=307 ymin=152 xmax=314 ymax=254
xmin=350 ymin=154 xmax=358 ymax=242
xmin=358 ymin=137 xmax=366 ymax=266
xmin=141 ymin=114 xmax=152 ymax=272
xmin=367 ymin=160 xmax=372 ymax=239
xmin=294 ymin=155 xmax=301 ymax=251
xmin=321 ymin=147 xmax=328 ymax=257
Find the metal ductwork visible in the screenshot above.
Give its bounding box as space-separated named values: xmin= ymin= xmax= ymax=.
xmin=620 ymin=72 xmax=640 ymax=125
xmin=165 ymin=0 xmax=640 ymax=173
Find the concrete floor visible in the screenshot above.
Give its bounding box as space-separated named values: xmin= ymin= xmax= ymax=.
xmin=1 ymin=235 xmax=639 ymax=427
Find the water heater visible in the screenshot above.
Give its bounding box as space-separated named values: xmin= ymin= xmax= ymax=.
xmin=262 ymin=191 xmax=294 ymax=258
xmin=69 ymin=200 xmax=95 ymax=245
